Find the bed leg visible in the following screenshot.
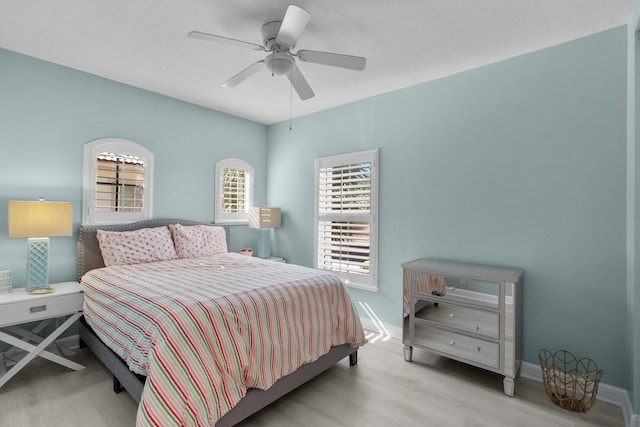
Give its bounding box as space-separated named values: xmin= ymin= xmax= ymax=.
xmin=349 ymin=351 xmax=358 ymax=366
xmin=113 ymin=376 xmax=124 ymax=394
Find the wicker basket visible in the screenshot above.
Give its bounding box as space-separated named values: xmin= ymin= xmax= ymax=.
xmin=538 ymin=349 xmax=604 ymax=412
xmin=0 ymin=270 xmax=12 ymax=295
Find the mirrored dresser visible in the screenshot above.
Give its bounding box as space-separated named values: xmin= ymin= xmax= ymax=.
xmin=402 ymin=258 xmax=523 ymax=396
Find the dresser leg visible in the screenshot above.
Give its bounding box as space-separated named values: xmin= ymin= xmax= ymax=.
xmin=403 ymin=346 xmax=413 ymax=362
xmin=503 ymin=376 xmax=515 ymax=397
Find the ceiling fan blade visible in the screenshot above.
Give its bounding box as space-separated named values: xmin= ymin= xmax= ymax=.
xmin=188 ymin=31 xmax=265 ymax=51
xmin=287 ymin=64 xmax=314 ymax=100
xmin=296 ymin=50 xmax=366 ymax=71
xmin=277 ymin=5 xmax=311 ymax=47
xmin=222 ymin=60 xmax=265 ymax=88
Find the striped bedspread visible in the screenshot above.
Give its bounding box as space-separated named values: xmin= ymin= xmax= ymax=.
xmin=81 ymin=253 xmax=366 ymax=427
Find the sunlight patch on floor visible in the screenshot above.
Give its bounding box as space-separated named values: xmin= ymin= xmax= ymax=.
xmin=358 ymin=301 xmax=391 ymax=343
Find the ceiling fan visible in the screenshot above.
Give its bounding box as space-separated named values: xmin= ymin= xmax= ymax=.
xmin=188 ymin=4 xmax=367 ymax=100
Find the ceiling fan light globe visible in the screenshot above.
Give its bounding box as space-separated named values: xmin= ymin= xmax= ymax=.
xmin=266 ymin=52 xmax=294 ymax=75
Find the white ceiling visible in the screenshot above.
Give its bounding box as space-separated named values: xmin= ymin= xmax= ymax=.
xmin=0 ymin=1 xmax=631 ymax=125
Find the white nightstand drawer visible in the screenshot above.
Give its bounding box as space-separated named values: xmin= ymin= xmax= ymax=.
xmin=0 ymin=292 xmax=83 ymax=327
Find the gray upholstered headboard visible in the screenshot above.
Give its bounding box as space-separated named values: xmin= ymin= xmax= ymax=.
xmin=77 ymin=219 xmax=231 ymax=280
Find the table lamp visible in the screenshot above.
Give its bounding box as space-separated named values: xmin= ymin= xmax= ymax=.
xmin=248 ymin=207 xmax=281 ymax=259
xmin=8 ymin=199 xmax=73 ymax=293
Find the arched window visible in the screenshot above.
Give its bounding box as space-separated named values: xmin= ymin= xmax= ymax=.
xmin=83 ymin=138 xmax=154 ymax=225
xmin=215 ymin=158 xmax=254 ymax=224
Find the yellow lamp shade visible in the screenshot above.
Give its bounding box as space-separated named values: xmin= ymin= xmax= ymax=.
xmin=8 ymin=200 xmax=73 ymax=238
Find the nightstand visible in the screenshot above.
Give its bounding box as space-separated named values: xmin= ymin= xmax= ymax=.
xmin=0 ymin=282 xmax=85 ymax=388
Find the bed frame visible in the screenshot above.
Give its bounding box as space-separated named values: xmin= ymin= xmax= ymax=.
xmin=77 ymin=219 xmax=358 ymax=427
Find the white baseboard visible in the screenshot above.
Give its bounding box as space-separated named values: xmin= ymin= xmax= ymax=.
xmin=362 ymin=316 xmax=639 ymax=427
xmin=56 ymin=334 xmax=81 ymax=350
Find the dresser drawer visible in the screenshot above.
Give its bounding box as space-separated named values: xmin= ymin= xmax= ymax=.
xmin=0 ymin=292 xmax=84 ymax=327
xmin=413 ymin=323 xmax=500 ymax=369
xmin=415 ymin=302 xmax=499 ymax=339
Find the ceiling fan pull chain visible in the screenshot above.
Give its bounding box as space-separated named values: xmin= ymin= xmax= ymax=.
xmin=289 ymin=74 xmax=293 ymax=131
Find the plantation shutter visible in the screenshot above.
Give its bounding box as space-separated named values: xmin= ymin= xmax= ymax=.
xmin=315 ymin=149 xmax=378 ymax=290
xmin=214 ymin=158 xmax=254 ymax=224
xmin=222 ymin=167 xmax=247 ymax=214
xmin=95 ymin=152 xmax=145 ymax=213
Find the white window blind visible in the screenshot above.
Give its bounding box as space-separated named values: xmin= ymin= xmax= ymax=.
xmin=315 ymin=149 xmax=378 ymax=290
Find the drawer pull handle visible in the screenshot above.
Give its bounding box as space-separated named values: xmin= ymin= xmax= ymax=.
xmin=449 ymin=313 xmax=455 ymax=318
xmin=449 ymin=340 xmax=455 ymax=346
xmin=29 ymin=305 xmax=47 ymax=314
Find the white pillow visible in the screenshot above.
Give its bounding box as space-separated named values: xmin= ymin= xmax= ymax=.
xmin=169 ymin=224 xmax=228 ymax=258
xmin=96 ymin=226 xmax=177 ymax=267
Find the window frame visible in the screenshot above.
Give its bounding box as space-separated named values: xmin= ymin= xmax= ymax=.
xmin=82 ymin=138 xmax=154 ymax=225
xmin=314 ymin=149 xmax=379 ymax=291
xmin=214 ymin=158 xmax=254 ymax=224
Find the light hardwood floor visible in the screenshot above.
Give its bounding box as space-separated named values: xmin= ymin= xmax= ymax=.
xmin=0 ymin=333 xmax=624 ymax=427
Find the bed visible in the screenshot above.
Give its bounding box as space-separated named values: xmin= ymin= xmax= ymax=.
xmin=77 ymin=219 xmax=365 ymax=427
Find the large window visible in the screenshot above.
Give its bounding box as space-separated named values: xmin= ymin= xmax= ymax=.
xmin=83 ymin=138 xmax=153 ymax=225
xmin=215 ymin=158 xmax=254 ymax=224
xmin=314 ymin=149 xmax=379 ymax=291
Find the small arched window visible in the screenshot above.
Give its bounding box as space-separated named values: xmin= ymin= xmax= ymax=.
xmin=82 ymin=138 xmax=154 ymax=225
xmin=215 ymin=158 xmax=254 ymax=224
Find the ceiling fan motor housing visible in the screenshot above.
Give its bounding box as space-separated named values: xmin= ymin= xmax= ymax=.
xmin=262 ymin=21 xmax=295 ymax=75
xmin=262 ymin=21 xmax=289 ymax=49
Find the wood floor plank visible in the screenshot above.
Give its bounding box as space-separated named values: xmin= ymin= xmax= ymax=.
xmin=0 ymin=334 xmax=624 ymax=426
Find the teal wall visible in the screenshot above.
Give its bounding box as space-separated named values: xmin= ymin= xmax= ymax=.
xmin=0 ymin=48 xmax=268 ymax=285
xmin=267 ymin=27 xmax=629 ymax=388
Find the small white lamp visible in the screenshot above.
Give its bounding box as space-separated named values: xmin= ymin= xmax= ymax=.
xmin=248 ymin=207 xmax=281 ymax=259
xmin=8 ymin=199 xmax=73 ymax=293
